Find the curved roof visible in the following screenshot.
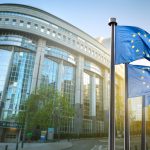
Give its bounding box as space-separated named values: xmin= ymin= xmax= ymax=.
xmin=0 ymin=3 xmax=108 ymax=53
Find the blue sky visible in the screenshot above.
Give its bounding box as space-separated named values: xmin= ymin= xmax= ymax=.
xmin=0 ymin=0 xmax=150 ymax=38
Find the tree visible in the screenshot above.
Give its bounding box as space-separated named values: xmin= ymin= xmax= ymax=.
xmin=16 ymin=85 xmax=75 ymax=136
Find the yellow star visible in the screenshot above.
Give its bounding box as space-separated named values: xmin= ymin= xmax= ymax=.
xmin=143 ymin=52 xmax=145 ymax=54
xmin=144 ymin=34 xmax=147 ymax=37
xmin=149 ymin=39 xmax=150 ymax=42
xmin=138 ymin=32 xmax=141 ymax=35
xmin=132 ymin=45 xmax=135 ymax=49
xmin=132 ymin=34 xmax=136 ymax=37
xmin=142 ymin=70 xmax=145 ymax=73
xmin=143 ymin=82 xmax=146 ymax=85
xmin=136 ymin=49 xmax=140 ymax=52
xmin=131 ymin=40 xmax=134 ymax=43
xmin=147 ymin=85 xmax=150 ymax=88
xmin=141 ymin=76 xmax=144 ymax=79
xmin=147 ymin=54 xmax=150 ymax=58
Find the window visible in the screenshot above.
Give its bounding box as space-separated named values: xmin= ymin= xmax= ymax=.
xmin=52 ymin=31 xmax=56 ymax=37
xmin=27 ymin=22 xmax=31 ymax=28
xmin=63 ymin=35 xmax=66 ymax=41
xmin=77 ymin=42 xmax=80 ymax=48
xmin=5 ymin=18 xmax=9 ymax=24
xmin=72 ymin=40 xmax=75 ymax=45
xmin=41 ymin=26 xmax=45 ymax=32
xmin=19 ymin=20 xmax=24 ymax=26
xmin=34 ymin=24 xmax=38 ymax=29
xmin=84 ymin=46 xmax=87 ymax=51
xmin=12 ymin=19 xmax=16 ymax=25
xmin=68 ymin=38 xmax=71 ymax=43
xmin=58 ymin=33 xmax=61 ymax=39
xmin=47 ymin=29 xmax=50 ymax=34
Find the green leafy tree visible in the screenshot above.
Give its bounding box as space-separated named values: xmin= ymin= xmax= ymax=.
xmin=16 ymin=86 xmax=75 ymax=132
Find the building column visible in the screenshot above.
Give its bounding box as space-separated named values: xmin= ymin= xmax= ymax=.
xmin=31 ymin=39 xmax=46 ymax=92
xmin=103 ymin=69 xmax=109 ymax=135
xmin=90 ymin=74 xmax=96 ymax=134
xmin=74 ymin=56 xmax=84 ymax=135
xmin=57 ymin=60 xmax=64 ymax=92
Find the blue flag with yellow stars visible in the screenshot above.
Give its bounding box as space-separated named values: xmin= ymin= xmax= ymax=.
xmin=128 ymin=64 xmax=150 ymax=98
xmin=115 ymin=26 xmax=150 ymax=64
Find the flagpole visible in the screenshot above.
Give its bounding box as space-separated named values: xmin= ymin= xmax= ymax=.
xmin=108 ymin=17 xmax=117 ymax=150
xmin=125 ymin=63 xmax=130 ymax=150
xmin=141 ymin=95 xmax=146 ymax=150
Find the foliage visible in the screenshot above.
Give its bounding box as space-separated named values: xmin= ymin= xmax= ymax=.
xmin=15 ymin=86 xmax=75 ymax=131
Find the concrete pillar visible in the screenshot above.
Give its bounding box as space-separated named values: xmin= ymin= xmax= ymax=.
xmin=103 ymin=69 xmax=109 ymax=135
xmin=90 ymin=75 xmax=96 ymax=134
xmin=74 ymin=56 xmax=84 ymax=135
xmin=57 ymin=60 xmax=64 ymax=92
xmin=90 ymin=75 xmax=96 ymax=116
xmin=31 ymin=39 xmax=46 ymax=92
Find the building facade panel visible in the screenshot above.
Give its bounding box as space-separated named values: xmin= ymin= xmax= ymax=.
xmin=0 ymin=4 xmax=124 ymax=141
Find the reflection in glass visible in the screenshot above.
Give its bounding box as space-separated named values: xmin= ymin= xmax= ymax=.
xmin=83 ymin=72 xmax=91 ymax=119
xmin=62 ymin=63 xmax=75 ymax=105
xmin=2 ymin=51 xmax=35 ymax=120
xmin=41 ymin=58 xmax=58 ymax=89
xmin=45 ymin=47 xmax=76 ymax=64
xmin=0 ymin=49 xmax=12 ymax=101
xmin=96 ymin=77 xmax=103 ymax=121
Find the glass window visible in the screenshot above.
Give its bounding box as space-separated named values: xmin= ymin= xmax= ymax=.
xmin=96 ymin=77 xmax=103 ymax=121
xmin=12 ymin=19 xmax=16 ymax=25
xmin=47 ymin=29 xmax=50 ymax=34
xmin=62 ymin=63 xmax=75 ymax=105
xmin=34 ymin=24 xmax=38 ymax=29
xmin=41 ymin=58 xmax=58 ymax=89
xmin=5 ymin=18 xmax=9 ymax=24
xmin=52 ymin=31 xmax=56 ymax=37
xmin=63 ymin=35 xmax=66 ymax=41
xmin=83 ymin=72 xmax=91 ymax=119
xmin=45 ymin=47 xmax=76 ymax=64
xmin=19 ymin=20 xmax=24 ymax=26
xmin=0 ymin=35 xmax=37 ymax=51
xmin=2 ymin=50 xmax=35 ymax=120
xmin=58 ymin=33 xmax=61 ymax=39
xmin=41 ymin=26 xmax=45 ymax=32
xmin=27 ymin=22 xmax=31 ymax=28
xmin=0 ymin=50 xmax=12 ymax=101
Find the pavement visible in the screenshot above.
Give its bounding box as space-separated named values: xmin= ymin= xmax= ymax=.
xmin=0 ymin=140 xmax=72 ymax=150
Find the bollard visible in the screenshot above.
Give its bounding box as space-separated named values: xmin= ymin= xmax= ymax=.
xmin=5 ymin=145 xmax=8 ymax=150
xmin=134 ymin=145 xmax=137 ymax=150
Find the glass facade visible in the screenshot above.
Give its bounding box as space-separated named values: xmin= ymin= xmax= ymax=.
xmin=0 ymin=49 xmax=12 ymax=101
xmin=83 ymin=72 xmax=91 ymax=119
xmin=41 ymin=57 xmax=58 ymax=89
xmin=62 ymin=63 xmax=75 ymax=105
xmin=1 ymin=48 xmax=35 ymax=120
xmin=0 ymin=35 xmax=37 ymax=51
xmin=96 ymin=77 xmax=103 ymax=121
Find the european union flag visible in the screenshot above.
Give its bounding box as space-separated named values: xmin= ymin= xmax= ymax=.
xmin=115 ymin=26 xmax=150 ymax=64
xmin=128 ymin=64 xmax=150 ymax=98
